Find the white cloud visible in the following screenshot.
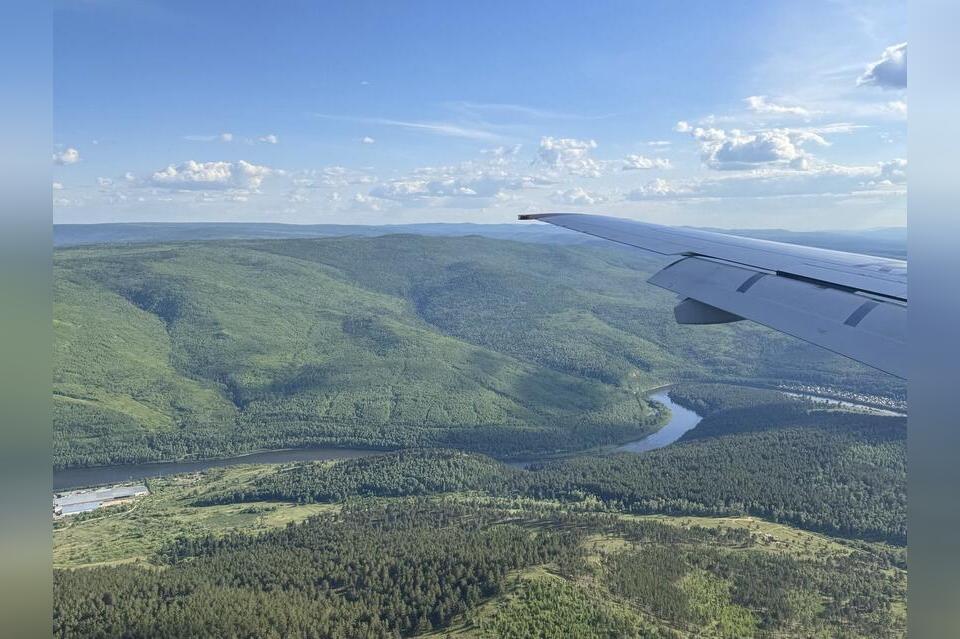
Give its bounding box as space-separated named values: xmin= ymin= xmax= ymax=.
xmin=124 ymin=172 xmax=137 ymax=183
xmin=349 ymin=193 xmax=386 ymax=211
xmin=536 ymin=137 xmax=602 ymax=177
xmin=627 ymin=178 xmax=690 ymax=200
xmin=647 ymin=140 xmax=672 ymax=147
xmin=873 ymin=158 xmax=907 ymax=185
xmin=552 ymin=186 xmax=606 ymax=206
xmin=287 ymin=190 xmax=309 ymax=203
xmin=887 ymin=100 xmax=907 ymax=116
xmin=148 ymin=160 xmax=273 ymax=190
xmin=366 ymin=149 xmax=551 ymax=208
xmin=684 ymin=126 xmax=828 ymax=171
xmin=52 ymin=182 xmax=63 ymax=190
xmin=858 ymin=42 xmax=907 ymax=89
xmin=622 ymin=154 xmax=671 ymax=170
xmin=97 ymin=177 xmax=113 ymax=187
xmin=674 ymin=121 xmax=692 ymax=133
xmin=744 ymin=95 xmax=812 ymax=117
xmin=360 ymin=136 xmax=376 ymax=144
xmin=626 ymin=161 xmax=905 ymax=202
xmin=258 ymin=134 xmax=279 ymax=144
xmin=53 ymin=148 xmax=80 ymax=165
xmin=294 ymin=166 xmax=376 ymax=188
xmin=184 ymin=133 xmax=234 ymax=143
xmin=314 ymin=113 xmax=502 ymax=141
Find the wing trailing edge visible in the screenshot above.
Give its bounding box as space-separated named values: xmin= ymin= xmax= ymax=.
xmin=520 ymin=213 xmax=906 ymax=378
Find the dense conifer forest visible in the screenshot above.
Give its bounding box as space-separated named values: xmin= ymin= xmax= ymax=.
xmin=54 ymin=498 xmax=905 ymax=638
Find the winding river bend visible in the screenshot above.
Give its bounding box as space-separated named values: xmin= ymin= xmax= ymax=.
xmin=53 ymin=389 xmax=702 ymax=491
xmin=614 ymin=391 xmax=703 ymax=452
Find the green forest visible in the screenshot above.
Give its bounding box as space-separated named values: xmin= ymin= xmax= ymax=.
xmin=201 ymin=385 xmax=906 ymax=544
xmin=54 ymin=497 xmax=905 ymax=638
xmin=54 ymin=236 xmax=901 ymax=468
xmin=53 ymin=236 xmax=908 ymax=637
xmin=53 ymin=382 xmax=907 ymax=637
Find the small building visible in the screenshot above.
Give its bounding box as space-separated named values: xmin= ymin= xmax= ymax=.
xmin=53 ymin=484 xmax=149 ymax=518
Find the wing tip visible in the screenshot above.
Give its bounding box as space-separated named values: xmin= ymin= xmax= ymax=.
xmin=518 ymin=212 xmax=571 ymax=221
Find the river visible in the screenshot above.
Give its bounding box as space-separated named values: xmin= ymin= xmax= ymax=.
xmin=614 ymin=391 xmax=703 ymax=452
xmin=53 ymin=447 xmax=381 ymax=492
xmin=52 ymin=389 xmax=704 ymax=491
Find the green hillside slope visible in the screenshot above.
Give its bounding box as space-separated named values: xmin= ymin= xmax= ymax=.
xmin=54 ymin=236 xmax=901 ymax=467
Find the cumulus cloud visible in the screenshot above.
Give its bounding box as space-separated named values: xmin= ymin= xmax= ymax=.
xmin=370 ymin=171 xmax=532 ymax=207
xmin=622 ymin=154 xmax=671 ymax=170
xmin=626 ymin=161 xmax=905 ymax=202
xmin=627 ymin=178 xmax=690 ymax=200
xmin=294 ymin=166 xmax=376 ymax=188
xmin=887 ymin=100 xmax=907 ymax=116
xmin=349 ymin=193 xmax=386 ymax=211
xmin=536 ymin=137 xmax=602 ymax=177
xmin=287 ymin=190 xmax=309 ymax=203
xmin=258 ymin=134 xmax=279 ymax=144
xmin=366 ymin=149 xmax=552 ymax=208
xmin=873 ymin=158 xmax=907 ymax=185
xmin=53 ymin=148 xmax=80 ymax=165
xmin=148 ymin=160 xmax=273 ymax=190
xmin=683 ymin=126 xmax=828 ymax=171
xmin=858 ymin=42 xmax=907 ymax=89
xmin=674 ymin=121 xmax=692 ymax=133
xmin=744 ymin=95 xmax=812 ymax=117
xmin=97 ymin=177 xmax=113 ymax=188
xmin=360 ymin=136 xmax=376 ymax=144
xmin=552 ymin=186 xmax=606 ymax=206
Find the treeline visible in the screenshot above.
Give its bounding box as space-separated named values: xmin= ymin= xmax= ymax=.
xmin=206 ymin=402 xmax=906 ymax=544
xmin=199 ymin=449 xmax=511 ymax=505
xmin=667 ymin=382 xmax=804 ymax=416
xmin=55 ymin=408 xmax=666 ymax=470
xmin=54 ymin=499 xmax=905 ymax=638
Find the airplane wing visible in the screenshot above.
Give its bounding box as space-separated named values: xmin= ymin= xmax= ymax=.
xmin=519 ymin=213 xmax=906 ymax=379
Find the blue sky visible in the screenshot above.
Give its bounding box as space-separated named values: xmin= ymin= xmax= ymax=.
xmin=53 ymin=0 xmax=906 ymax=229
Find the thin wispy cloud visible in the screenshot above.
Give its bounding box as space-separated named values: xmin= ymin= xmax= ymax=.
xmin=443 ymin=101 xmax=614 ymax=121
xmin=313 ymin=113 xmax=505 ymax=141
xmin=184 ymin=133 xmax=234 ymax=143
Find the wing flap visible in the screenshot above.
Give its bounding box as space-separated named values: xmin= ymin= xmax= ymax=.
xmin=648 ymin=257 xmax=906 ymax=378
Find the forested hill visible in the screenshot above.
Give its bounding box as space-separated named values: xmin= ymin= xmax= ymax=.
xmin=54 ymin=235 xmax=902 ymax=468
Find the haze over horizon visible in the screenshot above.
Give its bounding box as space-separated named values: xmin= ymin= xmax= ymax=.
xmin=54 ymin=1 xmax=906 ymax=231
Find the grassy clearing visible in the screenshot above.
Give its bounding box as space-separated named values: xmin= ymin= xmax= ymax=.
xmin=53 ymin=464 xmax=337 ymax=568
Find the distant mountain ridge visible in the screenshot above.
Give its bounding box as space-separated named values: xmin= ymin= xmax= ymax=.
xmin=54 ymin=221 xmax=906 ymax=258
xmin=53 ymin=222 xmax=587 ymax=247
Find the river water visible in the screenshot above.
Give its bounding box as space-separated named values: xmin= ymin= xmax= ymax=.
xmin=613 ymin=391 xmax=703 ymax=452
xmin=53 ymin=447 xmax=381 ymax=492
xmin=53 ymin=390 xmax=703 ymax=491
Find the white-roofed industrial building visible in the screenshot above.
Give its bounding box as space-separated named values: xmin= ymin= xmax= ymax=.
xmin=53 ymin=484 xmax=148 ymax=517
